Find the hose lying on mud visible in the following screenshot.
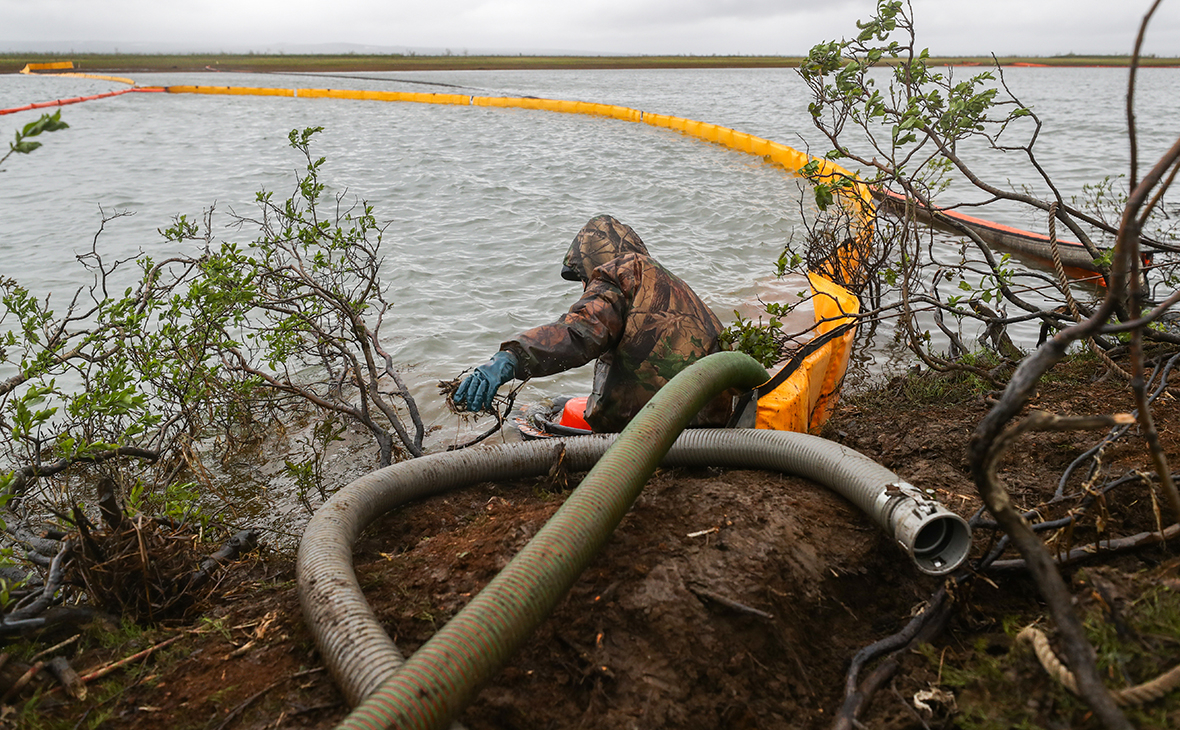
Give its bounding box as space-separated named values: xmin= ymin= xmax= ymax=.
xmin=296 ymin=352 xmax=971 ymax=729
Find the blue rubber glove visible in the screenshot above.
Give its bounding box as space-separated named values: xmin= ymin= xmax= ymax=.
xmin=453 ymin=351 xmax=518 ymax=412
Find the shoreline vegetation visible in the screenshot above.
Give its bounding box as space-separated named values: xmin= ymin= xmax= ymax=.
xmin=3 ymin=52 xmax=1180 ymax=75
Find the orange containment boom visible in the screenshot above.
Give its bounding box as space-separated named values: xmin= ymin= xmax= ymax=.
xmin=872 ymin=188 xmax=1109 ymax=279
xmin=0 ymin=87 xmax=163 ymax=116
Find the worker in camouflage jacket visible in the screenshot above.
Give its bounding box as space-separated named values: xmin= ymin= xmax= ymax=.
xmin=453 ymin=214 xmax=732 ymax=432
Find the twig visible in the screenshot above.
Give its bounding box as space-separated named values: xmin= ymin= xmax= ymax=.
xmin=5 ymin=541 xmax=71 ymax=626
xmin=187 ymin=529 xmax=259 ymax=592
xmin=0 ymin=661 xmax=44 ymax=704
xmin=10 ymin=446 xmax=159 ymax=485
xmin=75 ymin=634 xmax=183 ymax=685
xmin=290 ymin=701 xmax=344 ymax=716
xmin=444 ymin=382 xmax=526 ymax=451
xmin=30 ymin=634 xmax=80 ymax=662
xmin=1130 ymin=341 xmax=1180 ymax=524
xmin=835 ymin=658 xmax=899 ymax=730
xmin=971 ymin=409 xmax=1137 ymax=729
xmin=989 ymin=523 xmax=1180 ymax=571
xmin=46 ymin=656 xmax=85 ymax=700
xmin=5 ymin=523 xmax=61 ymax=557
xmin=371 ymin=325 xmax=426 ymax=452
xmin=71 ymin=708 xmax=92 ymax=730
xmin=891 ymin=678 xmax=934 ymax=730
xmin=208 ymin=668 xmax=324 ymax=730
xmin=833 ymin=585 xmax=953 ymax=730
xmin=214 ymin=677 xmax=285 ymax=730
xmin=687 ymin=585 xmax=774 ymax=620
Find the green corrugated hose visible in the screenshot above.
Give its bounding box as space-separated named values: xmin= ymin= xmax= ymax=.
xmin=338 ymin=351 xmax=768 ymax=730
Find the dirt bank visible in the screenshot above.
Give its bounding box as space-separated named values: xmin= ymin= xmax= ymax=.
xmin=10 ymin=359 xmax=1180 ymax=729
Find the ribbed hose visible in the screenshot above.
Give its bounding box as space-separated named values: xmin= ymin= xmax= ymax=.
xmin=320 ymin=351 xmax=767 ymax=729
xmin=296 ymin=352 xmax=972 ymax=729
xmin=296 ymin=437 xmax=611 ymax=707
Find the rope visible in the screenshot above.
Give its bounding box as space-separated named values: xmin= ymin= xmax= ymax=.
xmin=1048 ymin=203 xmax=1082 ymax=322
xmin=1048 ymin=203 xmax=1133 ymax=380
xmin=1018 ymin=626 xmax=1180 ymax=706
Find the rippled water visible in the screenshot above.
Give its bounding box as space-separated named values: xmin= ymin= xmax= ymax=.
xmin=2 ymin=66 xmax=1178 ymax=443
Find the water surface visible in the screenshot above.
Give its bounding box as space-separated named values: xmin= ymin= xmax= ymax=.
xmin=2 ymin=66 xmax=1177 ymax=443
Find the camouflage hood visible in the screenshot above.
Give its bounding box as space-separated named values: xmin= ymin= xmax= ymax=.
xmin=506 ymin=214 xmax=730 ymax=432
xmin=562 ymin=215 xmax=650 ymax=281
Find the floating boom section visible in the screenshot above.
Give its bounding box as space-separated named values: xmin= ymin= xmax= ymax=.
xmin=20 ymin=61 xmax=136 ymax=86
xmin=874 ymin=188 xmax=1105 ymax=276
xmin=0 ymin=87 xmax=162 ymax=116
xmin=20 ymin=62 xmax=76 ymax=73
xmin=755 ymin=273 xmax=860 ymax=433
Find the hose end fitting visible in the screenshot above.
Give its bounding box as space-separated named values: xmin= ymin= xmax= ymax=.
xmin=880 ymin=482 xmax=972 ymax=576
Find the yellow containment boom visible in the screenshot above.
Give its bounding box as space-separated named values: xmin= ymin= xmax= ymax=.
xmin=18 ymin=80 xmax=853 ymax=433
xmin=753 ymin=273 xmax=860 ymax=432
xmin=167 ymin=85 xmax=295 ymax=98
xmin=20 ymin=60 xmax=136 ymax=86
xmin=160 ymin=83 xmax=868 ymax=433
xmin=21 ymin=62 xmax=76 ymax=73
xmin=162 ymin=84 xmax=868 ymax=209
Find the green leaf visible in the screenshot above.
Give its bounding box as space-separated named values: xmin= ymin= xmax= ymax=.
xmin=10 ymin=140 xmax=42 ymax=155
xmin=20 ymin=110 xmax=69 ymax=138
xmin=814 ymin=183 xmax=834 ymax=211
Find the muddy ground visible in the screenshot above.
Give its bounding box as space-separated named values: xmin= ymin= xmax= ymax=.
xmin=7 ymin=358 xmax=1180 ymax=729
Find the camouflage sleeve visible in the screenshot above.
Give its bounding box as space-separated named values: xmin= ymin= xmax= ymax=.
xmin=502 ymin=279 xmax=627 ymax=379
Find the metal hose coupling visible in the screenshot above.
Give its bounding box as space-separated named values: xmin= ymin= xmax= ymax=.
xmin=874 ymin=480 xmax=971 ymax=575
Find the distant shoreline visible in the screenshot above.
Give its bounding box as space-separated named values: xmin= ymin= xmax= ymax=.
xmin=3 ymin=53 xmax=1180 ymax=75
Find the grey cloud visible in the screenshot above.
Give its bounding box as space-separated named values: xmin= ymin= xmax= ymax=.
xmin=0 ymin=0 xmax=1177 ymax=56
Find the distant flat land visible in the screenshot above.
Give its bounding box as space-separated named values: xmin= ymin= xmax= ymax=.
xmin=2 ymin=53 xmax=1179 ymax=75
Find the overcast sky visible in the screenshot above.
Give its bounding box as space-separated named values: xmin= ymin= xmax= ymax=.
xmin=2 ymin=0 xmax=1178 ymax=58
